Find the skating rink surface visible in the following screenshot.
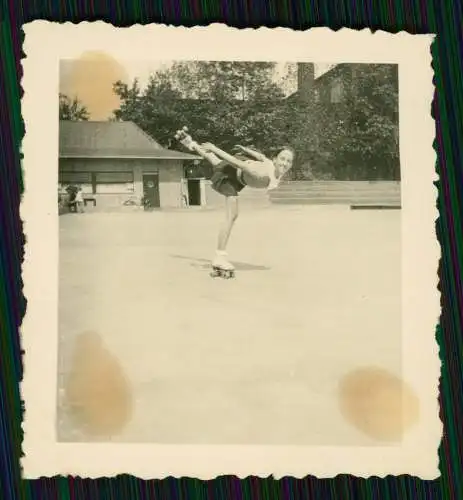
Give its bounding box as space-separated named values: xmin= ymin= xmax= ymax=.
xmin=57 ymin=205 xmax=401 ymax=445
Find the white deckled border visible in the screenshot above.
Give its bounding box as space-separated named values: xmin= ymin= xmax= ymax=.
xmin=20 ymin=22 xmax=440 ymax=479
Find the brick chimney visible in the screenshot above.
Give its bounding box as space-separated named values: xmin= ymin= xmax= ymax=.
xmin=297 ymin=63 xmax=315 ymax=102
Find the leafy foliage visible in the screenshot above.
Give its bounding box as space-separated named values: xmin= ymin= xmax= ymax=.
xmin=59 ymin=94 xmax=89 ymax=121
xmin=316 ymin=64 xmax=400 ymax=180
xmin=112 ymin=62 xmax=289 ymax=153
xmin=112 ymin=62 xmax=399 ymax=180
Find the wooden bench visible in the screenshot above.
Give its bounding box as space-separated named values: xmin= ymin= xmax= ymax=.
xmin=350 ymin=204 xmax=401 ymax=210
xmin=83 ymin=197 xmax=97 ymax=207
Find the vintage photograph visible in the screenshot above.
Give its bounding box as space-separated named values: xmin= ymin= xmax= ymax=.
xmin=21 ymin=23 xmax=439 ymax=479
xmin=57 ymin=57 xmax=406 ymax=445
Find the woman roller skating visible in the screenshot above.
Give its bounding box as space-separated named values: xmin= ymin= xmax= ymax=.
xmin=175 ymin=127 xmax=295 ymax=279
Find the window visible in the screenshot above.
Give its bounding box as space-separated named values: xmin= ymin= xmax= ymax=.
xmin=330 ymin=80 xmax=343 ymax=103
xmin=59 ymin=172 xmax=93 ymax=194
xmin=59 ymin=171 xmax=91 ymax=184
xmin=94 ymin=171 xmax=134 ymax=194
xmin=59 ymin=170 xmax=135 ymax=194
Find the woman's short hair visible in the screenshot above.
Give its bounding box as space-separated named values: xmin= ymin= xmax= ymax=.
xmin=269 ymin=146 xmax=296 ymax=158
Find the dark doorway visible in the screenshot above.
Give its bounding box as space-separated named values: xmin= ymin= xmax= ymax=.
xmin=188 ymin=179 xmax=201 ymax=206
xmin=142 ymin=174 xmax=161 ymax=209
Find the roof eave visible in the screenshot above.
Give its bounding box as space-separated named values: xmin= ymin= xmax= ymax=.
xmin=59 ymin=153 xmax=202 ymax=160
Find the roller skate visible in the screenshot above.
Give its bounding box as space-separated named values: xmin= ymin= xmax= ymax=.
xmin=174 ymin=126 xmax=199 ymax=152
xmin=210 ymin=251 xmax=235 ymax=279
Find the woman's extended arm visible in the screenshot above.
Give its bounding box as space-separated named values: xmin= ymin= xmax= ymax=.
xmin=187 ymin=142 xmax=223 ymax=166
xmin=203 ymin=143 xmax=272 ymax=184
xmin=201 ymin=143 xmax=251 ymax=170
xmin=234 ymin=145 xmax=267 ymax=162
xmin=193 ymin=141 xmax=271 ymax=183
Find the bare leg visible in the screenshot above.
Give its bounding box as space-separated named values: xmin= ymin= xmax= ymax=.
xmin=175 ymin=128 xmax=223 ymax=167
xmin=212 ymin=196 xmax=238 ymax=273
xmin=202 ymin=150 xmax=222 ymax=167
xmin=217 ymin=196 xmax=239 ymax=252
xmin=187 ymin=142 xmax=223 ymax=167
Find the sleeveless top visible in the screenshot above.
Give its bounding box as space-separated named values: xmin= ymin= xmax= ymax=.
xmin=266 ymin=164 xmax=280 ymax=190
xmin=236 ymin=155 xmax=280 ymax=190
xmin=260 ymin=159 xmax=279 ymax=190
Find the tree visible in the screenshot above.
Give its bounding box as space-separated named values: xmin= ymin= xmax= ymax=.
xmin=112 ymin=62 xmax=291 ymax=153
xmin=112 ymin=62 xmax=400 ymax=181
xmin=148 ymin=61 xmax=285 ymax=101
xmin=319 ymin=64 xmax=399 ymax=180
xmin=59 ymin=94 xmax=89 ymax=121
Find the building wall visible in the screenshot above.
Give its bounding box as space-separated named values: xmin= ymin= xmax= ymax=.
xmin=296 ymin=63 xmax=315 ymax=102
xmin=158 ymin=161 xmax=184 ymax=208
xmin=59 ymin=158 xmax=184 ymax=209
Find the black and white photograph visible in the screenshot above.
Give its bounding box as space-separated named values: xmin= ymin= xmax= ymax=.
xmin=21 ymin=23 xmax=440 ymax=479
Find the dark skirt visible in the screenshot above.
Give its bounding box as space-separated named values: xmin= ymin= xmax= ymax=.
xmin=210 ymin=161 xmax=246 ymax=197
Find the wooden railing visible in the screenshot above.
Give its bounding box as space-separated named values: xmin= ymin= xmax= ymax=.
xmin=269 ymin=181 xmax=401 ymax=206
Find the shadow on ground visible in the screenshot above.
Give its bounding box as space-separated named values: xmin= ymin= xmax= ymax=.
xmin=170 ymin=254 xmax=271 ymax=272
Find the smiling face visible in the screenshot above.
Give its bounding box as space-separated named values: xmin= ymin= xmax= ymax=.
xmin=273 ymin=148 xmax=294 ymax=177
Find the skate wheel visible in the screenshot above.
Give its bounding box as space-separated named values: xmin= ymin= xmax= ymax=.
xmin=210 ymin=266 xmax=235 ymax=279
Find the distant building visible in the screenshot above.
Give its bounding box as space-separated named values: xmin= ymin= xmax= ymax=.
xmin=59 ymin=120 xmax=205 ymax=209
xmin=287 ymin=63 xmax=400 ymax=181
xmin=288 ymin=63 xmax=352 ymax=105
xmin=291 ymin=62 xmax=398 ymax=107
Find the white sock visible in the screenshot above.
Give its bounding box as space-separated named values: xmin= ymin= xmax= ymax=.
xmin=215 ymin=250 xmax=228 ymax=261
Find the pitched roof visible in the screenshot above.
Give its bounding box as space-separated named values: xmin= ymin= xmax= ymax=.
xmin=59 ymin=120 xmax=200 ymax=160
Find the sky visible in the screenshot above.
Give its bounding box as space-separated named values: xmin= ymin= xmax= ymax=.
xmin=59 ymin=52 xmax=336 ymax=120
xmin=94 ymin=60 xmax=336 ymax=89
